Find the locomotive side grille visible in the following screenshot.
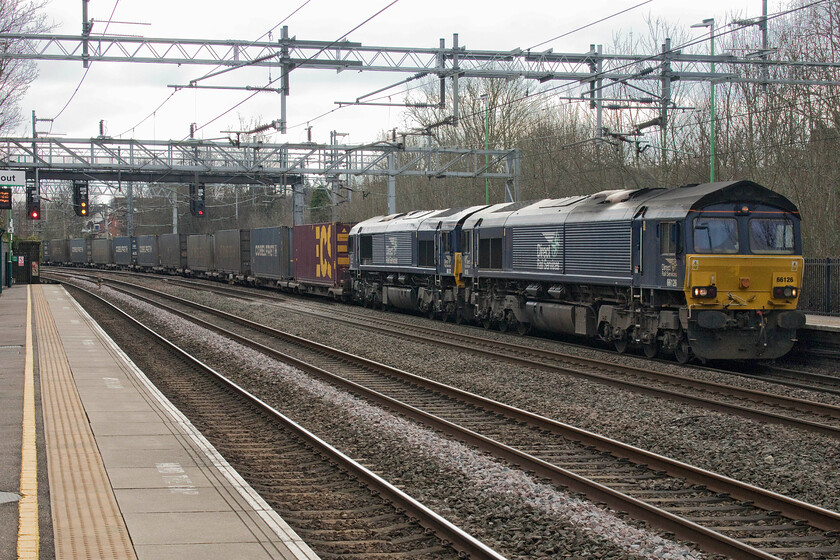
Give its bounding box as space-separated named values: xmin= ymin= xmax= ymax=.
xmin=565 ymin=221 xmax=631 ymax=277
xmin=372 ymin=232 xmax=413 ymax=266
xmin=512 ymin=226 xmax=564 ymax=272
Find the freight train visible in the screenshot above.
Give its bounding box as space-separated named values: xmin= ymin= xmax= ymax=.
xmin=42 ymin=180 xmax=806 ymax=363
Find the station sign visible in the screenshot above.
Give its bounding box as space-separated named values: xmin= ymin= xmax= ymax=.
xmin=0 ymin=170 xmax=26 ymax=187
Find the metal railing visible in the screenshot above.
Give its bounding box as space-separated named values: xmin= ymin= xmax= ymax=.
xmin=801 ymin=258 xmax=840 ymax=316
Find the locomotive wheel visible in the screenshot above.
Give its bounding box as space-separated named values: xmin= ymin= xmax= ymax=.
xmin=428 ymin=308 xmax=437 ymax=320
xmin=498 ymin=319 xmax=509 ymax=333
xmin=643 ymin=342 xmax=658 ymax=359
xmin=614 ymin=338 xmax=629 ymax=353
xmin=482 ymin=318 xmax=493 ymax=330
xmin=674 ymin=340 xmax=691 ymax=364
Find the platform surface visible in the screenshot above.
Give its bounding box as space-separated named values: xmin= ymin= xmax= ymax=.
xmin=2 ymin=284 xmax=319 ymax=560
xmin=804 ymin=313 xmax=840 ymax=332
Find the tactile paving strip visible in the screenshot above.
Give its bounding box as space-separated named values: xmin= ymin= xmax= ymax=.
xmin=33 ymin=285 xmax=137 ymax=560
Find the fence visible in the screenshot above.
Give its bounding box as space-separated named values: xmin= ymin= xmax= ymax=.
xmin=801 ymin=258 xmax=840 ymax=316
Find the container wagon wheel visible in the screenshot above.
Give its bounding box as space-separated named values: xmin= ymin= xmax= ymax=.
xmin=643 ymin=341 xmax=658 ymax=359
xmin=455 ymin=308 xmax=464 ymax=324
xmin=516 ymin=321 xmax=531 ymax=336
xmin=482 ymin=317 xmax=493 ymax=330
xmin=614 ymin=338 xmax=629 ymax=353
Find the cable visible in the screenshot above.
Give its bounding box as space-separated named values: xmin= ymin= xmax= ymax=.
xmin=188 ymin=0 xmax=402 ymax=140
xmin=116 ymin=0 xmax=312 ymax=138
xmin=50 ymin=0 xmax=121 ymax=129
xmin=528 ymin=0 xmax=652 ymax=51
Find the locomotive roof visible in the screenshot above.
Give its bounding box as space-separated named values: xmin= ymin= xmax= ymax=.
xmin=637 ymin=180 xmax=800 ymax=219
xmin=349 ymin=180 xmax=798 ymax=236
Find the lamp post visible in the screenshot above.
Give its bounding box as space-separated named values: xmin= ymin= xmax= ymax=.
xmin=480 ymin=93 xmax=490 ymax=204
xmin=691 ymin=18 xmax=715 ymax=182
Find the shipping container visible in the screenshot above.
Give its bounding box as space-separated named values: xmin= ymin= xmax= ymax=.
xmin=136 ymin=235 xmax=160 ymax=268
xmin=114 ymin=236 xmax=135 ymax=267
xmin=250 ymin=227 xmax=293 ymax=281
xmin=293 ymin=222 xmax=352 ymax=295
xmin=214 ymin=229 xmax=250 ymax=276
xmin=187 ymin=234 xmax=214 ymax=272
xmin=92 ymin=238 xmax=114 ymax=265
xmin=41 ymin=240 xmax=51 ymax=264
xmin=69 ymin=238 xmax=91 ymax=265
xmin=48 ymin=239 xmax=70 ymax=264
xmin=158 ymin=233 xmax=187 ymax=270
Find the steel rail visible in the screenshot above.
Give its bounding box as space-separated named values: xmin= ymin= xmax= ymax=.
xmin=54 ymin=272 xmax=840 ymax=559
xmin=50 ymin=269 xmax=840 ymax=437
xmin=65 ymin=280 xmax=508 ymax=560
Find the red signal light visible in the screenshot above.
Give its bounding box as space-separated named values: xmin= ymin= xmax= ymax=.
xmin=198 ymin=209 xmax=204 ymax=215
xmin=30 ymin=210 xmax=39 ymax=219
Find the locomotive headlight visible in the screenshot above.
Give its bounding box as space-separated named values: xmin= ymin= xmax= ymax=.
xmin=692 ymin=286 xmax=717 ymax=298
xmin=773 ymin=286 xmax=798 ymax=299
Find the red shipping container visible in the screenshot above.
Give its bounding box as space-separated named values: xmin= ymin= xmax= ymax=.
xmin=293 ymin=222 xmax=351 ymax=291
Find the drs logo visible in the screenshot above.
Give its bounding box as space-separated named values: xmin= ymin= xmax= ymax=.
xmin=316 ymin=224 xmax=333 ymax=279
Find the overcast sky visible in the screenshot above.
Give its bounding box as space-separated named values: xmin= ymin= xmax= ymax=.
xmin=18 ymin=0 xmax=767 ymax=145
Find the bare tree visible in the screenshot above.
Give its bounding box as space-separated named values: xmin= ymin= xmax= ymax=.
xmin=0 ymin=0 xmax=50 ymax=134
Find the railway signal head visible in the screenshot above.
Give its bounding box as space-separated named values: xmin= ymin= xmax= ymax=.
xmin=190 ymin=183 xmax=206 ymax=217
xmin=26 ymin=186 xmax=40 ymax=220
xmin=73 ymin=180 xmax=89 ymax=217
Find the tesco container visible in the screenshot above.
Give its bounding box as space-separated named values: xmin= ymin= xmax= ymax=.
xmin=136 ymin=235 xmax=160 ymax=268
xmin=69 ymin=238 xmax=91 ymax=265
xmin=293 ymin=222 xmax=352 ymax=292
xmin=113 ymin=236 xmax=135 ymax=267
xmin=91 ymin=238 xmax=114 ymax=265
xmin=214 ymin=229 xmax=250 ymax=276
xmin=158 ymin=233 xmax=187 ymax=270
xmin=250 ymin=227 xmax=293 ymax=281
xmin=187 ymin=234 xmax=214 ymax=272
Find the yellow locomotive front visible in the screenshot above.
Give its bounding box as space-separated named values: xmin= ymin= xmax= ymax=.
xmin=683 ymin=206 xmax=806 ymax=360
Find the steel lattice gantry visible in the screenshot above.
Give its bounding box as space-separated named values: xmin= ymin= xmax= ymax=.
xmin=0 ymin=137 xmax=521 ymax=219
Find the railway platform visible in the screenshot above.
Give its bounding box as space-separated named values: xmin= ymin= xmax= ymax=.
xmin=0 ymin=284 xmax=319 ymax=560
xmin=804 ymin=313 xmax=840 ymax=332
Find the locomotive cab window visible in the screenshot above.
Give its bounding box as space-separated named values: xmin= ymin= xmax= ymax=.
xmin=693 ymin=217 xmax=739 ymax=254
xmin=659 ymin=222 xmax=678 ymax=255
xmin=749 ymin=218 xmax=794 ymax=254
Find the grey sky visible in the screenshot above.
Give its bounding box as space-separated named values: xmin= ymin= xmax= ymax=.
xmin=20 ymin=0 xmax=764 ymax=144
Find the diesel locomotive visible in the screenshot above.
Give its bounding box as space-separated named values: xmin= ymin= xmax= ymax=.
xmin=42 ymin=180 xmax=805 ymax=363
xmin=348 ymin=180 xmax=806 ymax=362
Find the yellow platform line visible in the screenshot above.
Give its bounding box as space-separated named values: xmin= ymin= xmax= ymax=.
xmin=18 ymin=285 xmax=39 ymax=559
xmin=34 ymin=285 xmax=136 ymax=559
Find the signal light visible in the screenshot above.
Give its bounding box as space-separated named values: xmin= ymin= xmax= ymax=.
xmin=73 ymin=180 xmax=89 ymax=217
xmin=26 ymin=186 xmax=40 ymax=220
xmin=190 ymin=183 xmax=206 ymax=217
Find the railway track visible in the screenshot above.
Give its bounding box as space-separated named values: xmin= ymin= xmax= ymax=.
xmin=67 ymin=281 xmax=505 ymax=560
xmin=54 ymin=271 xmax=840 ymax=560
xmin=71 ymin=270 xmax=840 ymax=440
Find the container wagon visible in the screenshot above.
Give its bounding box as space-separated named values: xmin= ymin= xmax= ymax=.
xmin=158 ymin=233 xmax=187 ymax=272
xmin=91 ymin=238 xmax=114 ymax=266
xmin=48 ymin=239 xmax=70 ymax=265
xmin=69 ymin=238 xmax=91 ymax=266
xmin=214 ymin=229 xmax=250 ymax=280
xmin=292 ymin=222 xmax=351 ymax=298
xmin=186 ymin=234 xmax=214 ymax=274
xmin=250 ymin=226 xmax=293 ymax=285
xmin=113 ymin=236 xmax=135 ymax=268
xmin=136 ymin=235 xmax=160 ymax=269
